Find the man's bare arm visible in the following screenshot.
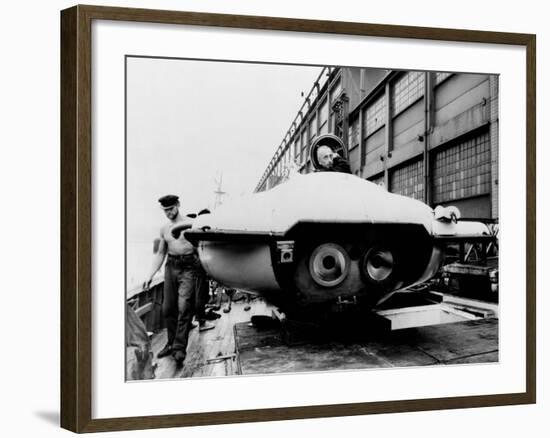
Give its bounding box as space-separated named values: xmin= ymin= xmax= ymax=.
xmin=143 ymin=235 xmax=167 ymax=289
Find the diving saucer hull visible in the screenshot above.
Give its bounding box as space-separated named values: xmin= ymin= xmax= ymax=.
xmin=186 ymin=172 xmax=493 ymax=311
xmin=192 ymin=222 xmax=445 ymax=310
xmin=198 ymin=241 xmax=279 ymax=294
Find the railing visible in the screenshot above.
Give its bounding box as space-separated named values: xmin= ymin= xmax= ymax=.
xmin=127 ymin=276 xmax=164 ymax=333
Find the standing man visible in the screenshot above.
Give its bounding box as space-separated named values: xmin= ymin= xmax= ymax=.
xmin=143 ymin=195 xmax=213 ymax=366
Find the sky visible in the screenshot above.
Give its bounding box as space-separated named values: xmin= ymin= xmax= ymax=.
xmin=126 ymin=57 xmax=322 ymax=283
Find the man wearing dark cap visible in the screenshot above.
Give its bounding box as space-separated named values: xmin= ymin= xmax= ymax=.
xmin=143 ymin=195 xmax=213 ymax=366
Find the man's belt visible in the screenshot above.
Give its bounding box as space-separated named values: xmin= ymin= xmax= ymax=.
xmin=167 ymin=253 xmax=197 ymax=263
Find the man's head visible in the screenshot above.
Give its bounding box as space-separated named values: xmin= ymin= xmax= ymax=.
xmin=316 ymin=145 xmax=337 ymax=169
xmin=158 ymin=194 xmax=180 ymax=221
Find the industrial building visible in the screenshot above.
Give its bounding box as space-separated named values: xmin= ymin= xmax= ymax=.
xmin=255 ymin=67 xmax=499 ymax=220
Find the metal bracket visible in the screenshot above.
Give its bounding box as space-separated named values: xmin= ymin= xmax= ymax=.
xmin=335 ymin=295 xmax=358 ymax=312
xmin=276 ymin=240 xmax=295 ymax=264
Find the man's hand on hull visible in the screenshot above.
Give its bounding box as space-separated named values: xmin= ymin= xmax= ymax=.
xmin=171 ymin=222 xmax=193 ymax=239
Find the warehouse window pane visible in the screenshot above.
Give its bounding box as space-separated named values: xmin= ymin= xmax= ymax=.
xmin=348 ymin=117 xmax=360 ymax=148
xmin=389 ymin=159 xmax=424 ymax=200
xmin=301 ymin=129 xmax=309 ymax=162
xmin=319 ymin=98 xmax=328 ymax=134
xmin=432 ymin=131 xmax=491 ymax=204
xmin=294 ymin=138 xmax=300 ymax=162
xmin=392 ymin=71 xmax=425 ymax=116
xmin=368 ymin=173 xmax=385 ymax=187
xmin=435 ymin=72 xmax=453 ymax=86
xmin=330 ymin=79 xmax=342 ymax=102
xmin=364 ymin=94 xmax=386 ymax=137
xmin=309 ymin=115 xmax=317 ymax=141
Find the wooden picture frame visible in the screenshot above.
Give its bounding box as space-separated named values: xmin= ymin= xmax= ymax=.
xmin=60 ymin=4 xmax=536 ymax=433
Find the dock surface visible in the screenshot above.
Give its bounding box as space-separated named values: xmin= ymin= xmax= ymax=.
xmin=150 ymin=299 xmax=498 ymax=379
xmin=235 ymin=318 xmax=498 ymax=375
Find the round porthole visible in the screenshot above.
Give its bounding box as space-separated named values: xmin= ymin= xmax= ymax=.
xmin=362 ymin=247 xmax=396 ymax=286
xmin=309 ymin=243 xmax=350 ymax=287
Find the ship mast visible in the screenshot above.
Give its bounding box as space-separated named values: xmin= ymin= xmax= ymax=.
xmin=213 ymin=171 xmax=227 ymax=208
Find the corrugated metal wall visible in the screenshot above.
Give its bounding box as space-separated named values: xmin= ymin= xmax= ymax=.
xmin=257 ymin=67 xmax=498 ymax=220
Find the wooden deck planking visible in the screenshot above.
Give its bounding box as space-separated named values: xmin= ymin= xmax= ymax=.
xmin=151 ymin=298 xmax=270 ymax=380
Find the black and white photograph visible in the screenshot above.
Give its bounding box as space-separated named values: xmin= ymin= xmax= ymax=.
xmin=125 ymin=58 xmax=500 ymax=381
xmin=3 ymin=0 xmax=546 ymax=435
